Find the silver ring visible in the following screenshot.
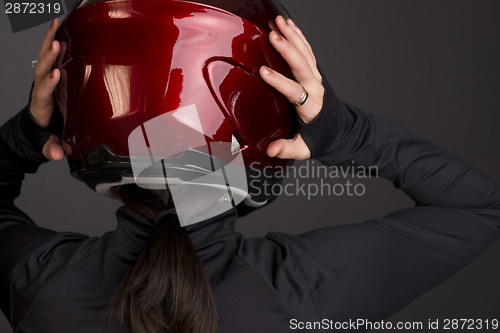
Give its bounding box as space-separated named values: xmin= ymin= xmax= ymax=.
xmin=32 ymin=59 xmax=39 ymax=68
xmin=292 ymin=86 xmax=308 ymax=106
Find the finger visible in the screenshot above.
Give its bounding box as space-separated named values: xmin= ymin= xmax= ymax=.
xmin=275 ymin=16 xmax=318 ymax=80
xmin=260 ymin=66 xmax=303 ymax=103
xmin=268 ymin=30 xmax=315 ymax=84
xmin=56 ymin=40 xmax=67 ymax=68
xmin=38 ymin=19 xmax=61 ymax=59
xmin=34 ymin=40 xmax=60 ymax=83
xmin=286 ymin=18 xmax=315 ymax=63
xmin=32 ymin=68 xmax=60 ymax=107
xmin=31 ymin=69 xmax=60 ymax=126
xmin=266 ymin=134 xmax=311 ymax=160
xmin=286 ymin=18 xmax=323 ymax=83
xmin=260 ymin=66 xmax=324 ymax=123
xmin=42 ymin=135 xmax=64 ymax=161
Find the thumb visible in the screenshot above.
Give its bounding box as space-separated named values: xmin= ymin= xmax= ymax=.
xmin=42 ymin=135 xmax=64 ymax=161
xmin=266 ymin=133 xmax=311 ymax=160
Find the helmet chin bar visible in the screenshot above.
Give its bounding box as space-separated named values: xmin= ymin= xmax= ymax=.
xmin=69 ymin=144 xmax=275 ymax=224
xmin=69 ymin=145 xmax=235 ymax=187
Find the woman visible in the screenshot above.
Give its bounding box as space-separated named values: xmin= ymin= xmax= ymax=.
xmin=1 ymin=1 xmax=500 ymax=332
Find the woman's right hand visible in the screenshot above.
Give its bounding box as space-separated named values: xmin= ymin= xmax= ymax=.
xmin=30 ymin=18 xmax=64 ymax=161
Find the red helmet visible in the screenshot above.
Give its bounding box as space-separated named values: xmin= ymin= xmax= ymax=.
xmin=55 ymin=0 xmax=295 ymax=218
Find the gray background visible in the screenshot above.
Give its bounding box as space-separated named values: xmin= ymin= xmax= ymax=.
xmin=1 ymin=0 xmax=499 ymax=331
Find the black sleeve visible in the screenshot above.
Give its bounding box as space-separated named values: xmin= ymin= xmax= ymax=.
xmin=0 ymin=105 xmax=47 ymax=202
xmin=299 ymin=79 xmax=500 ymax=212
xmin=0 ymin=104 xmax=60 ymax=317
xmin=273 ymin=79 xmax=500 ymax=324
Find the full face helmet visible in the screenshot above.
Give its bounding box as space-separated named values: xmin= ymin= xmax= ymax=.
xmin=55 ymin=0 xmax=296 ymax=225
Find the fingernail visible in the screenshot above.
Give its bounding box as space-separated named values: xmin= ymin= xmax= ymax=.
xmin=273 ymin=32 xmax=283 ymax=41
xmin=288 ymin=19 xmax=296 ymax=27
xmin=278 ymin=16 xmax=287 ymax=25
xmin=51 ymin=20 xmax=55 ymax=28
xmin=261 ymin=66 xmax=273 ymax=76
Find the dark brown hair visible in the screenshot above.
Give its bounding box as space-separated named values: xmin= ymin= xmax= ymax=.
xmin=109 ymin=185 xmax=218 ymax=333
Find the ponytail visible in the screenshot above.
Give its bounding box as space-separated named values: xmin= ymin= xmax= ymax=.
xmin=110 ymin=185 xmax=218 ymax=333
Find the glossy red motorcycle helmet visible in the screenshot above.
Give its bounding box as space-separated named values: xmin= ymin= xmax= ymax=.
xmin=55 ymin=0 xmax=296 ymax=216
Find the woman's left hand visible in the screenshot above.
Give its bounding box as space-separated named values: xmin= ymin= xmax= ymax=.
xmin=260 ymin=15 xmax=325 ymax=160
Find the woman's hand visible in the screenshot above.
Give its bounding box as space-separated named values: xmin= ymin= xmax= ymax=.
xmin=261 ymin=16 xmax=325 ymax=160
xmin=30 ymin=19 xmax=64 ymax=161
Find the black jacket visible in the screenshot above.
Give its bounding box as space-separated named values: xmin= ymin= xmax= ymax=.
xmin=1 ymin=82 xmax=500 ymax=332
